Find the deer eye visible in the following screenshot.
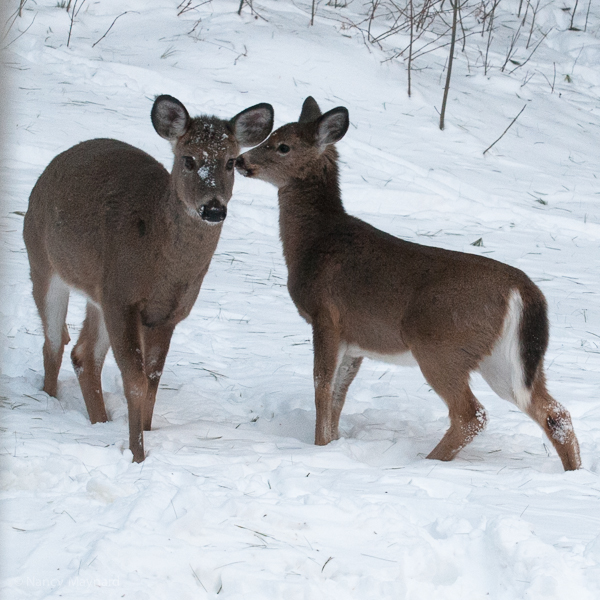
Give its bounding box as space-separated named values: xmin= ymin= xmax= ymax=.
xmin=182 ymin=156 xmax=196 ymax=172
xmin=226 ymin=158 xmax=235 ymax=171
xmin=277 ymin=144 xmax=290 ymax=154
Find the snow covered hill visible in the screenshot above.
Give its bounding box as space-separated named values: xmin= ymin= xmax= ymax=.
xmin=1 ymin=1 xmax=599 ymax=598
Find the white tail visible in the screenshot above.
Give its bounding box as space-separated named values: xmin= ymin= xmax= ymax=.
xmin=236 ymin=97 xmax=581 ymax=471
xmin=24 ymin=95 xmax=274 ymax=462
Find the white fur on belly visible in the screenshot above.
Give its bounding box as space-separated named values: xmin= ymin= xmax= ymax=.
xmin=345 ymin=343 xmax=418 ymax=367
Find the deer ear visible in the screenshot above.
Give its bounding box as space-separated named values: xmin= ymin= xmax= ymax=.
xmin=151 ymin=95 xmax=190 ymax=141
xmin=315 ymin=107 xmax=349 ymax=148
xmin=298 ymin=96 xmax=322 ymax=123
xmin=231 ymin=103 xmax=274 ymax=147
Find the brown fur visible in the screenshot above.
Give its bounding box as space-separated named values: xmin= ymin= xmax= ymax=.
xmin=236 ymin=97 xmax=581 ymax=471
xmin=24 ymin=95 xmax=273 ymax=462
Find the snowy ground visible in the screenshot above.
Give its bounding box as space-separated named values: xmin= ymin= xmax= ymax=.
xmin=1 ymin=0 xmax=600 ymax=598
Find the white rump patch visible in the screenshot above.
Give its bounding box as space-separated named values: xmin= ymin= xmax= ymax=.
xmin=477 ymin=289 xmax=531 ymax=411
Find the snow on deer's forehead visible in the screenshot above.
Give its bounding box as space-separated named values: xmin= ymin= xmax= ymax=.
xmin=185 ymin=118 xmax=235 ymax=154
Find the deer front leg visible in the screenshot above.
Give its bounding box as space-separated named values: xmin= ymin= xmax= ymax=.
xmin=104 ymin=303 xmax=147 ymax=463
xmin=142 ymin=323 xmax=175 ymax=431
xmin=331 ymin=354 xmax=362 ymax=441
xmin=312 ymin=314 xmax=342 ymax=446
xmin=31 ymin=271 xmax=70 ymax=398
xmin=71 ymin=302 xmax=110 ymax=424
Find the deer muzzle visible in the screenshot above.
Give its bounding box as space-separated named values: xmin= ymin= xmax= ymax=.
xmin=235 ymin=156 xmax=254 ymax=177
xmin=199 ymin=198 xmax=227 ymax=223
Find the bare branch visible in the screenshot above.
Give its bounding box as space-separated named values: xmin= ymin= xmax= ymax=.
xmin=483 ymin=104 xmax=527 ymax=155
xmin=439 ymin=0 xmax=459 ymax=130
xmin=2 ymin=12 xmax=36 ymax=50
xmin=92 ymin=11 xmax=138 ymax=48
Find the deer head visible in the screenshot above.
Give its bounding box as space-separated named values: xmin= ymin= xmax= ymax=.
xmin=153 ymin=95 xmax=274 ymax=222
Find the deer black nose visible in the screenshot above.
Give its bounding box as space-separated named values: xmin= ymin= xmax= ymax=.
xmin=200 ymin=198 xmax=227 ymax=223
xmin=235 ymin=155 xmax=253 ymax=177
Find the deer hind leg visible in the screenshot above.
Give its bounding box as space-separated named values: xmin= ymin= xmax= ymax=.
xmin=71 ymin=302 xmax=109 ymax=424
xmin=416 ymin=357 xmax=487 ymax=462
xmin=312 ymin=313 xmax=342 ymax=446
xmin=526 ymin=376 xmax=581 ymax=470
xmin=32 ymin=272 xmax=71 ymax=398
xmin=481 ymin=359 xmax=581 ymax=470
xmin=104 ymin=303 xmax=147 ymax=462
xmin=141 ymin=323 xmax=175 ymax=431
xmin=331 ymin=352 xmax=363 ymax=441
xmin=478 ymin=328 xmax=581 ymax=471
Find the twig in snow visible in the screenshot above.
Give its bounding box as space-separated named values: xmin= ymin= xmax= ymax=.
xmin=521 ymin=0 xmax=532 ymax=26
xmin=520 ymin=70 xmax=535 ymax=88
xmin=2 ymin=13 xmax=36 ymax=50
xmin=501 ymin=19 xmax=523 ymax=72
xmin=526 ymin=0 xmax=541 ymax=48
xmin=92 ymin=11 xmax=137 ymax=48
xmin=234 ymin=44 xmax=247 ymax=65
xmin=190 ymin=565 xmax=207 ymax=591
xmin=584 ymin=0 xmax=592 ymax=31
xmin=457 ymin=0 xmax=467 ymax=53
xmin=161 ymin=45 xmax=177 ymax=59
xmin=3 ymin=1 xmax=29 ymax=40
xmin=361 ymin=553 xmax=397 ymax=563
xmin=177 ymin=0 xmax=212 ymax=17
xmin=62 ymin=510 xmax=77 ymax=523
xmin=407 ymin=0 xmax=414 ymax=96
xmin=67 ymin=1 xmax=77 ymax=46
xmin=23 ymin=394 xmax=41 ymax=402
xmin=509 ymin=28 xmax=550 ymax=74
xmin=537 ymin=65 xmax=555 ymax=93
xmin=569 ymin=0 xmax=580 ymax=30
xmin=366 ymin=0 xmax=380 ymax=42
xmin=178 ymin=1 xmax=195 ymax=16
xmin=483 ymin=0 xmax=499 ymax=75
xmin=439 ymin=0 xmax=459 ymax=130
xmin=570 ymin=44 xmax=585 ymax=77
xmin=67 ymin=0 xmax=87 ymax=48
xmin=235 ymin=524 xmax=273 ymax=538
xmin=483 ymin=104 xmax=527 ymax=155
xmin=237 ymin=0 xmax=267 ymax=21
xmin=322 ymin=556 xmax=334 ymax=572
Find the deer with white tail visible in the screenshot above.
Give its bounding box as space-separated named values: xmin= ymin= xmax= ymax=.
xmin=24 ymin=95 xmax=274 ymax=462
xmin=235 ymin=97 xmax=581 ymax=470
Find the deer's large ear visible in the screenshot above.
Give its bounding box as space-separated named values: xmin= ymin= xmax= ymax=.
xmin=151 ymin=95 xmax=190 ymax=141
xmin=298 ymin=96 xmax=322 ymax=123
xmin=315 ymin=107 xmax=349 ymax=149
xmin=231 ymin=103 xmax=274 ymax=147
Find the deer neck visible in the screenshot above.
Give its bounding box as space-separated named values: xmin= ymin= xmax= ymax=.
xmin=158 ymin=183 xmax=221 ymax=262
xmin=277 ymin=151 xmax=344 ymax=265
